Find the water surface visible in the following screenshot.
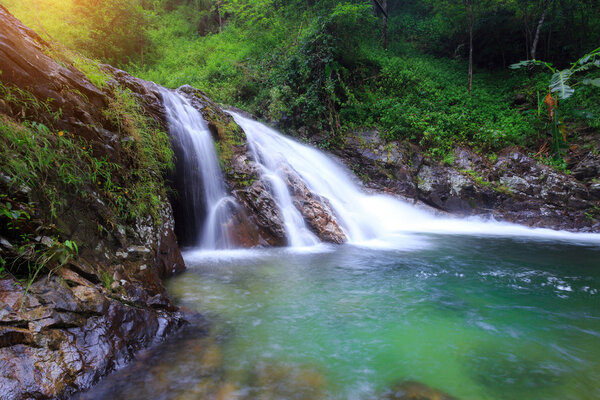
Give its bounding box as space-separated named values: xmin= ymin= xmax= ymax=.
xmin=79 ymin=234 xmax=600 ymax=399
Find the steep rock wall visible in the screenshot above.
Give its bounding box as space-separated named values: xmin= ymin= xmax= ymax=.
xmin=0 ymin=6 xmax=186 ymax=399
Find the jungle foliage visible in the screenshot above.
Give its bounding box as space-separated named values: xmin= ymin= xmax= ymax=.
xmin=3 ymin=0 xmax=600 ymax=158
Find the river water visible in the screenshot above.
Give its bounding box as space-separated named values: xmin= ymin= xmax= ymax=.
xmin=76 ymin=92 xmax=600 ymax=399
xmin=79 ymin=235 xmax=600 ymax=399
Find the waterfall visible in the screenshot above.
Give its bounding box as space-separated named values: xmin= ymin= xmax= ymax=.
xmin=230 ymin=112 xmax=600 ymax=245
xmin=162 ymin=90 xmax=234 ymax=249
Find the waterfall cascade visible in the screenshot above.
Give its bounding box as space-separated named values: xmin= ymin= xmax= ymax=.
xmin=230 ymin=112 xmax=600 ymax=245
xmin=160 ymin=93 xmax=600 ymax=249
xmin=162 ymin=90 xmax=235 ymax=249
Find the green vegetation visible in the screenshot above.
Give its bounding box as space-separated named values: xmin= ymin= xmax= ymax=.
xmin=103 ymin=86 xmax=174 ymax=221
xmin=511 ymin=47 xmax=600 ymax=157
xmin=100 ymin=270 xmax=114 ymax=290
xmin=2 ymin=0 xmax=599 ymax=162
xmin=0 ymin=72 xmax=172 ymax=286
xmin=0 ymin=190 xmax=78 ymax=292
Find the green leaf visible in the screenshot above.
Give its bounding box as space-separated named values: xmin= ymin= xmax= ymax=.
xmin=549 ymin=69 xmax=574 ymax=99
xmin=582 ymin=78 xmax=600 ymax=87
xmin=509 ymin=59 xmax=553 ymax=71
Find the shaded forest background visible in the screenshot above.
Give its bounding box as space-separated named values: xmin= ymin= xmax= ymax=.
xmin=4 ymin=0 xmax=600 ymax=164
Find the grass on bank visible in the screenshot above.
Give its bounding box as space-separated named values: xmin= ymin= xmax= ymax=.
xmin=0 ymin=76 xmax=173 ymax=286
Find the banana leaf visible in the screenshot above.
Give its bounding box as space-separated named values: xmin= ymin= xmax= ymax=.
xmin=549 ymin=69 xmax=574 ymax=99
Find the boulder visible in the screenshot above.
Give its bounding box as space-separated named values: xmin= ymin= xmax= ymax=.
xmin=282 ymin=166 xmax=347 ymax=244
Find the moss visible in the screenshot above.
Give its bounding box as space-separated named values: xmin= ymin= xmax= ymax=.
xmin=461 ymin=168 xmax=514 ymax=196
xmin=493 ymin=184 xmax=515 ymax=196
xmin=200 ymin=105 xmax=247 ymax=172
xmin=103 ymin=86 xmax=173 ymax=224
xmin=71 ymin=56 xmax=111 ymax=90
xmin=100 ymin=270 xmax=114 ymax=290
xmin=584 ymin=206 xmax=600 ymax=222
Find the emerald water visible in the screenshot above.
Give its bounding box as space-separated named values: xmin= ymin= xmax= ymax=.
xmin=78 ymin=234 xmax=600 ymax=399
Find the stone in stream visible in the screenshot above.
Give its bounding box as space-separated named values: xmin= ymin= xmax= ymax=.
xmin=380 ymin=380 xmax=458 ymax=400
xmin=282 ymin=165 xmax=347 ymax=244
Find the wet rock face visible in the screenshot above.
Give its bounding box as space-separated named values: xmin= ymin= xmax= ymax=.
xmin=283 ymin=167 xmax=347 ymax=244
xmin=335 ymin=132 xmax=419 ymax=198
xmin=0 ymin=275 xmax=184 ymax=400
xmin=416 ymin=164 xmax=497 ymax=212
xmin=337 ymin=131 xmax=600 ymax=232
xmin=234 ymin=179 xmax=288 ymax=246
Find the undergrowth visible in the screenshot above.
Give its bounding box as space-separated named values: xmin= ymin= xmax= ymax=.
xmin=0 ymin=75 xmax=172 ymax=287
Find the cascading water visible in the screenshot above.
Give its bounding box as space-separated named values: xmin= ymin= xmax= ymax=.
xmin=230 ymin=112 xmax=600 ymax=245
xmin=162 ymin=90 xmax=235 ymax=249
xmin=84 ymin=101 xmax=600 ymax=400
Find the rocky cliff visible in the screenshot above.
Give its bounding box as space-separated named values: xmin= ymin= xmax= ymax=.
xmin=335 ymin=130 xmax=600 ymax=232
xmin=0 ymin=5 xmax=185 ymax=399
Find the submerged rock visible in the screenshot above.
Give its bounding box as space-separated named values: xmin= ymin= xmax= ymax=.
xmin=380 ymin=380 xmax=457 ymax=400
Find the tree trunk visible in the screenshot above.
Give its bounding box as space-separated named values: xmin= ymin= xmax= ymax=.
xmin=372 ymin=0 xmax=388 ymax=50
xmin=382 ymin=0 xmax=388 ymax=50
xmin=217 ymin=1 xmax=222 ymax=33
xmin=522 ymin=0 xmax=531 ymax=60
xmin=465 ymin=0 xmax=474 ymax=93
xmin=531 ymin=0 xmax=551 ymax=60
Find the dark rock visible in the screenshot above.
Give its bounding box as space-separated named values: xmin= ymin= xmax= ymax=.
xmin=234 ymin=180 xmax=287 ymax=246
xmin=283 ymin=166 xmax=347 ymax=244
xmin=572 ymin=153 xmax=600 ymax=181
xmin=336 ymin=130 xmax=600 ymax=232
xmin=0 ymin=276 xmax=184 ymax=400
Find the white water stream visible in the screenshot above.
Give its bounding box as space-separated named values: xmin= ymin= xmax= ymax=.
xmin=160 ymin=90 xmax=600 ymax=250
xmin=162 ymin=90 xmax=235 ymax=249
xmin=230 ymin=112 xmax=600 ymax=247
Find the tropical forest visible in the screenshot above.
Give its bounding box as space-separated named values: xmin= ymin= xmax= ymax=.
xmin=0 ymin=0 xmax=599 ymax=399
